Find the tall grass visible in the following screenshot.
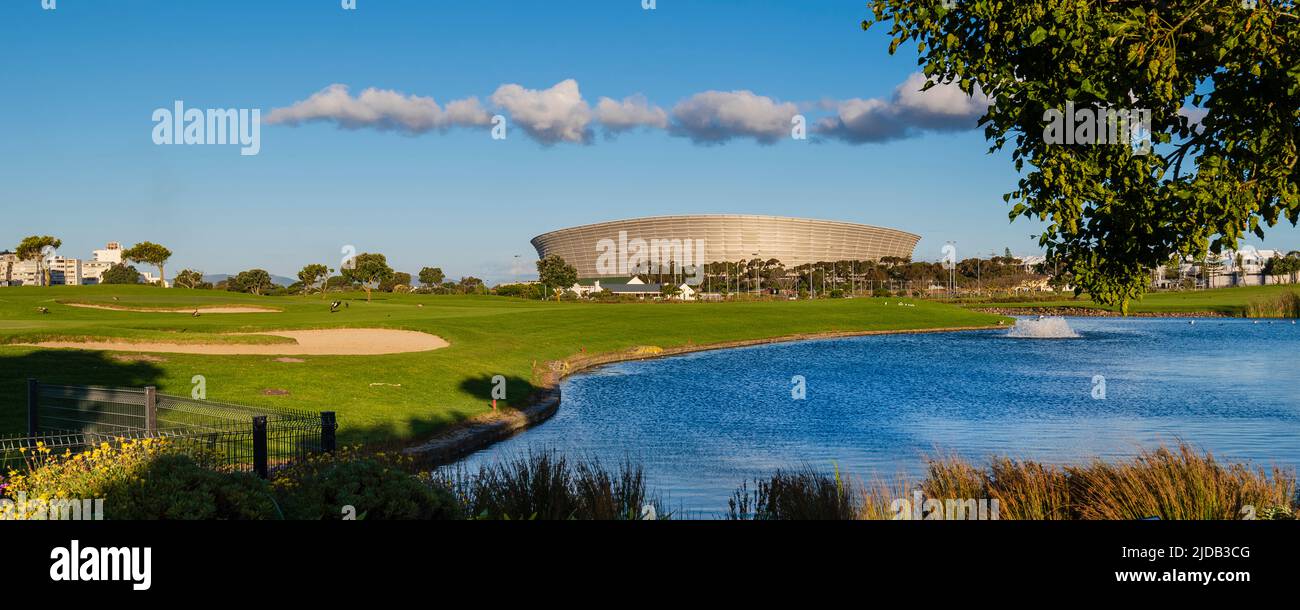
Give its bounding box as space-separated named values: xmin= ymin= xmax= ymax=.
xmin=728 ymin=444 xmax=1296 ymax=520
xmin=1246 ymin=290 xmax=1300 ymax=318
xmin=1064 ymin=445 xmax=1294 ymax=520
xmin=431 ymin=450 xmax=663 ymax=520
xmin=727 ymin=466 xmax=856 ymax=520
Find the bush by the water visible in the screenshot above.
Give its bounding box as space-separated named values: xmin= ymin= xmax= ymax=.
xmin=432 ymin=450 xmax=663 ymax=520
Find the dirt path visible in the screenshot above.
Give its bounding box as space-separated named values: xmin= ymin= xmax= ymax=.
xmin=21 ymin=329 xmax=449 ymax=355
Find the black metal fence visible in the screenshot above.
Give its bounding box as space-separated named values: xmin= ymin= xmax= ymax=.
xmin=5 ymin=379 xmax=337 ymax=477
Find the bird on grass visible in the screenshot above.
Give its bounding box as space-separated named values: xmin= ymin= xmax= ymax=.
xmin=37 ymin=307 xmax=49 ymax=314
xmin=192 ymin=310 xmax=201 ymax=317
xmin=330 ymin=301 xmax=341 ymax=313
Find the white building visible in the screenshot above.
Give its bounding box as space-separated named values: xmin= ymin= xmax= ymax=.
xmin=48 ymin=256 xmax=83 ymax=286
xmin=1157 ymin=248 xmax=1296 ymax=289
xmin=0 ymin=241 xmax=156 ymax=287
xmin=82 ymin=242 xmax=124 ymax=285
xmin=8 ymin=259 xmax=44 ymax=286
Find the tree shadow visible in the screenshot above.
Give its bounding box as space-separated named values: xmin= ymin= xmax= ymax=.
xmin=0 ymin=349 xmax=166 ymax=434
xmin=336 ymin=373 xmax=537 ymax=450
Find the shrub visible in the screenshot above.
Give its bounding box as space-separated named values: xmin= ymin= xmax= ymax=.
xmin=100 ymin=454 xmax=276 ymax=520
xmin=1 ymin=439 xmax=275 ymax=520
xmin=272 ymin=449 xmax=461 ymax=520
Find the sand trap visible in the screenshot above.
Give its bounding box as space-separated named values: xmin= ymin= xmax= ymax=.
xmin=22 ymin=329 xmax=449 ymax=355
xmin=64 ymin=303 xmax=280 ymax=314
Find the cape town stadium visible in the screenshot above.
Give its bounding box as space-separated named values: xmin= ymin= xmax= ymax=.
xmin=530 ymin=215 xmax=921 ymax=279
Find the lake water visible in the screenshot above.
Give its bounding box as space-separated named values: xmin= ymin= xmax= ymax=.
xmin=458 ymin=317 xmax=1300 ymax=515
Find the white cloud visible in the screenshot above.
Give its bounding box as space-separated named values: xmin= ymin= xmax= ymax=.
xmin=669 ymin=90 xmax=800 ymax=144
xmin=265 ymin=84 xmax=492 ymax=133
xmin=268 ymin=74 xmax=992 ymax=147
xmin=490 ymin=79 xmax=593 ymax=144
xmin=594 ymin=94 xmax=669 ymax=134
xmin=816 ymin=72 xmax=989 ymax=143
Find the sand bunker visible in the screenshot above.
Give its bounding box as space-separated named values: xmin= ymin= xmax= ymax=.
xmin=22 ymin=329 xmax=449 ymax=355
xmin=64 ymin=303 xmax=280 ymax=314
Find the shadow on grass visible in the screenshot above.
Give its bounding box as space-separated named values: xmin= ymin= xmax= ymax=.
xmin=335 ymin=373 xmax=536 ymax=449
xmin=0 ymin=349 xmax=166 ymax=434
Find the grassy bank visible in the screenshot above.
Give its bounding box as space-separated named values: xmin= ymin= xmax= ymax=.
xmin=971 ymin=285 xmax=1300 ymax=317
xmin=0 ymin=285 xmax=1005 ymax=442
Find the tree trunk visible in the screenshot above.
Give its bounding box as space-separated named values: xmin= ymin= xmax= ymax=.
xmin=158 ymin=264 xmax=166 ymax=287
xmin=366 ymin=286 xmax=372 ymax=302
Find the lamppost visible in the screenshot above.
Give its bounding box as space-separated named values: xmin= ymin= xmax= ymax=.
xmin=751 ymin=253 xmax=759 ymax=296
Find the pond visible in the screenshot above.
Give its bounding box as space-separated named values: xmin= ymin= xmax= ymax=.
xmin=459 ymin=317 xmax=1300 ymax=516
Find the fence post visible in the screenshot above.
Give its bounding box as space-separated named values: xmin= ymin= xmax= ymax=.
xmin=252 ymin=416 xmax=268 ymax=479
xmin=27 ymin=378 xmax=39 ymax=436
xmin=144 ymin=386 xmax=158 ymax=435
xmin=320 ymin=411 xmax=336 ymax=453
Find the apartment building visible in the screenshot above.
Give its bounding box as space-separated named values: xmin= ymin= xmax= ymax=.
xmin=0 ymin=242 xmax=134 ymax=286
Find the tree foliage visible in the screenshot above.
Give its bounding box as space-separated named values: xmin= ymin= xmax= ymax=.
xmin=536 ymin=255 xmax=578 ymax=302
xmin=172 ymin=269 xmax=208 ymax=289
xmin=229 ymin=269 xmax=274 ymax=295
xmin=381 ymin=271 xmax=413 ymax=293
xmin=297 ymin=263 xmax=330 ymax=295
xmin=340 ymin=252 xmax=394 ymax=301
xmin=15 ymin=235 xmax=62 ymax=286
xmin=865 ymin=0 xmax=1299 ymax=311
xmin=100 ymin=263 xmax=142 ymax=285
xmin=418 ymin=267 xmax=445 ymax=288
xmin=123 ymin=242 xmax=173 ymax=286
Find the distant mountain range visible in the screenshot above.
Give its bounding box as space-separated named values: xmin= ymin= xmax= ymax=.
xmin=203 ymin=273 xmax=297 ymax=287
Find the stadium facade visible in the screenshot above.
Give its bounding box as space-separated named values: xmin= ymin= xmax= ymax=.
xmin=530 ymin=215 xmax=920 ymax=279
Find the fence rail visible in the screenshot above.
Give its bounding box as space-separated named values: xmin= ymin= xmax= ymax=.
xmin=7 ymin=379 xmax=336 ymax=476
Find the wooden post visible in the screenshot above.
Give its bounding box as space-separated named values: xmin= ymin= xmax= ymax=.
xmin=252 ymin=416 xmax=268 ymax=478
xmin=144 ymin=386 xmax=158 ymax=435
xmin=320 ymin=411 xmax=336 ymax=453
xmin=27 ymin=379 xmax=39 ymax=436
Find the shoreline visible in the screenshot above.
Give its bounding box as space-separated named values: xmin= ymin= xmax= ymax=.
xmin=971 ymin=307 xmax=1234 ymax=318
xmin=403 ymin=323 xmax=1008 ymax=465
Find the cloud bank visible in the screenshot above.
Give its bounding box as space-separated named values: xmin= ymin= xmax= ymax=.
xmin=814 ymin=73 xmax=990 ymax=143
xmin=264 ymin=84 xmax=492 ymax=133
xmin=267 ymin=73 xmax=989 ymax=146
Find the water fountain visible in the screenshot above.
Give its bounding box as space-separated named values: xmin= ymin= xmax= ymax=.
xmin=1005 ymin=316 xmax=1081 ymax=339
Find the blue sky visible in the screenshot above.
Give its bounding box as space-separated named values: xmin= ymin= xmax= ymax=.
xmin=3 ymin=0 xmax=1297 ymax=283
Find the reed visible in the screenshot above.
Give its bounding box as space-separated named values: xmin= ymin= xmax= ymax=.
xmin=432 ymin=450 xmax=664 ymax=520
xmin=1245 ymin=290 xmax=1300 ymax=318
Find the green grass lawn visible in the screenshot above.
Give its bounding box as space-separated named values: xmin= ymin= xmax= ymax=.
xmin=0 ymin=285 xmax=1004 ymax=443
xmin=973 ymin=284 xmax=1300 ymax=315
